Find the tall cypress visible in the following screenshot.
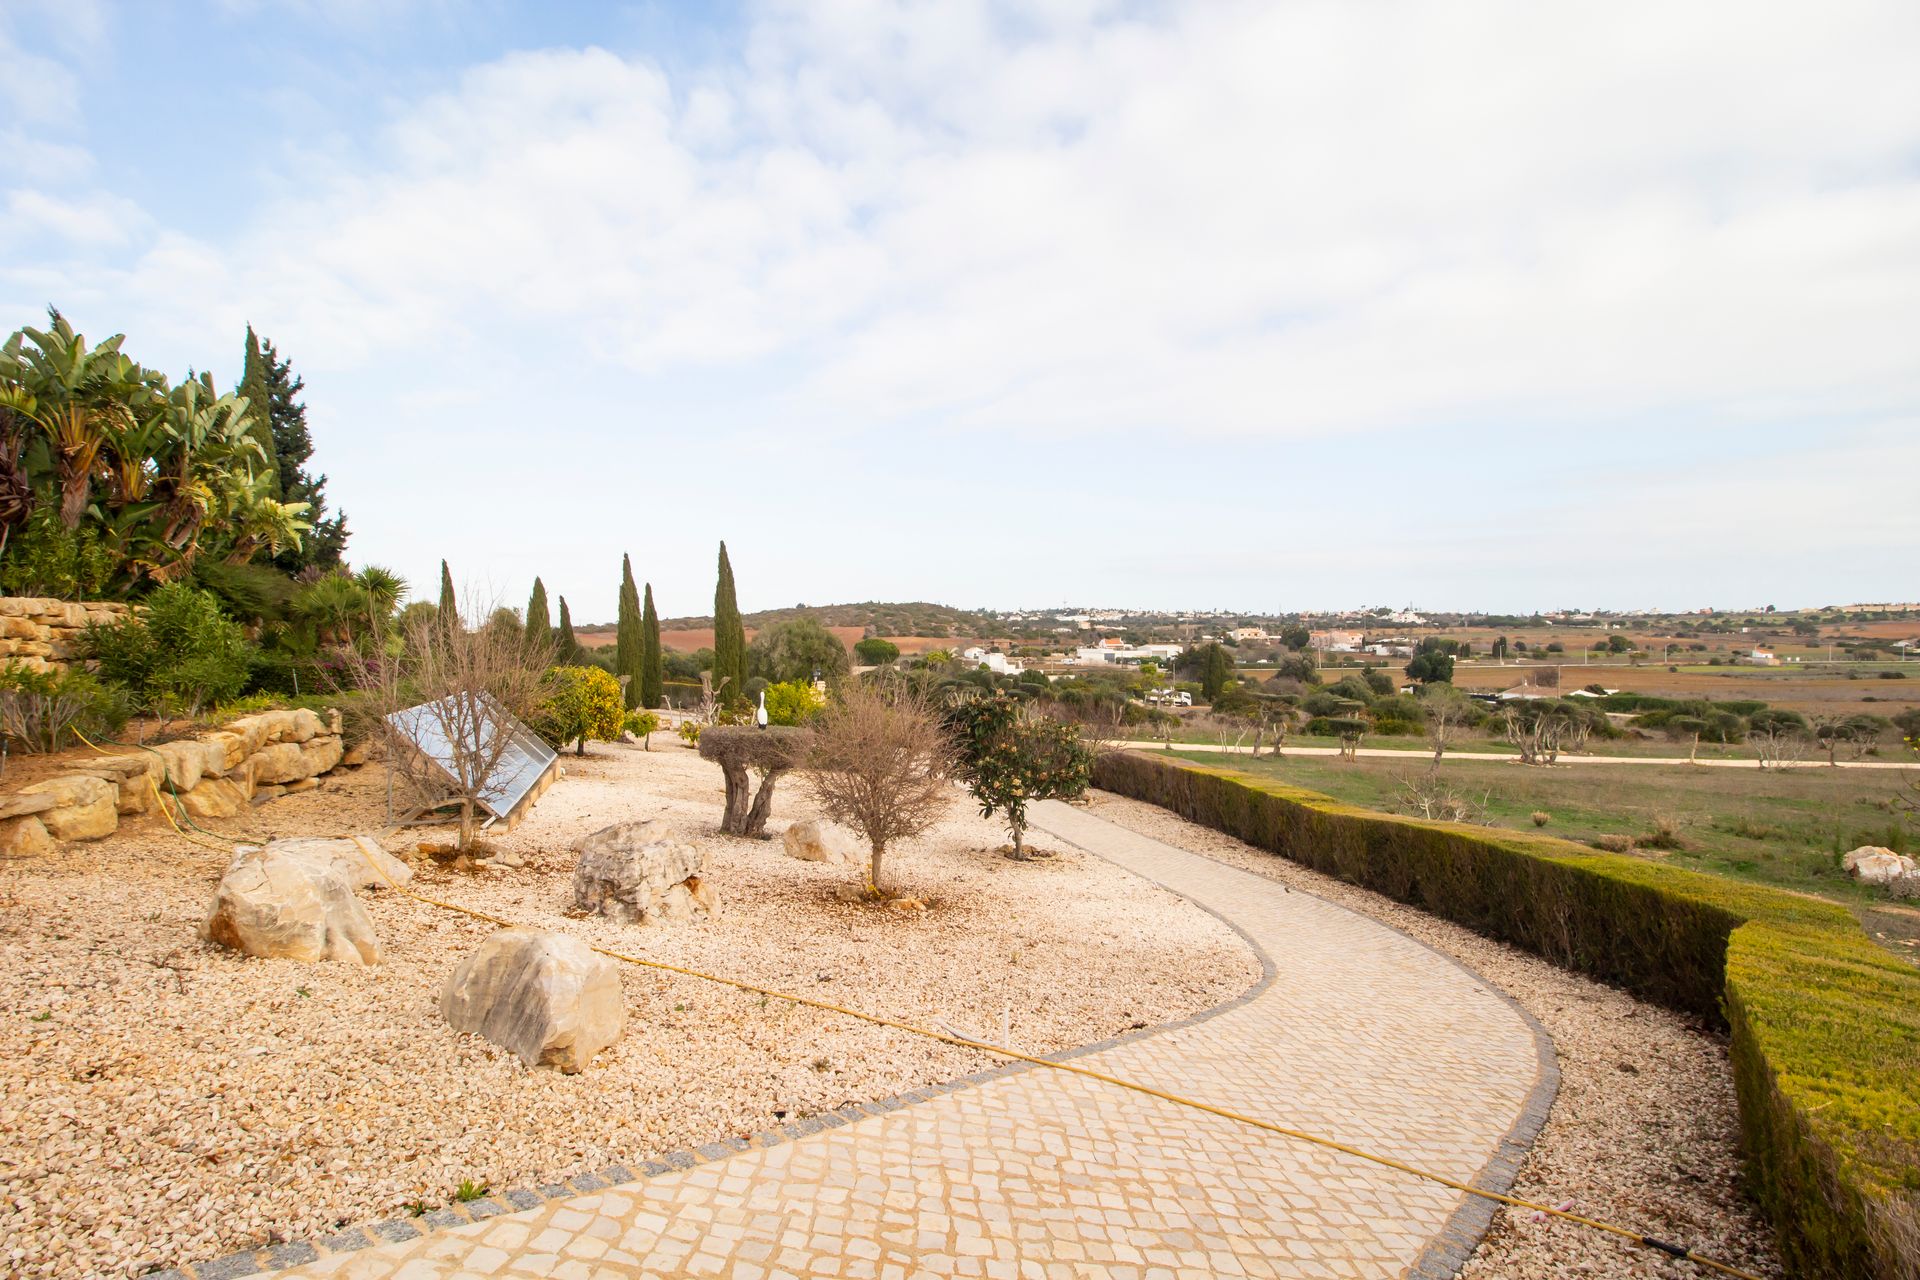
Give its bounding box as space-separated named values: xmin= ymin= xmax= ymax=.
xmin=525 ymin=577 xmax=552 ymax=650
xmin=238 ymin=326 xmax=282 ymax=498
xmin=713 ymin=541 xmax=746 ymax=705
xmin=616 ymin=554 xmax=643 ymax=709
xmin=556 ymin=596 xmax=583 ymax=663
xmin=641 ymin=583 xmax=663 ymax=709
xmin=438 ymin=560 xmax=457 ymax=626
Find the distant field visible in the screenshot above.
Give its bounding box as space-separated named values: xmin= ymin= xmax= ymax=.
xmin=1165 ymin=750 xmax=1919 ymax=919
xmin=581 ymin=628 xmax=952 ymax=655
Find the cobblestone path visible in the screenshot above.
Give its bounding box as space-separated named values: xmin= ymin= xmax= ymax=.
xmin=261 ymin=800 xmax=1550 ymax=1280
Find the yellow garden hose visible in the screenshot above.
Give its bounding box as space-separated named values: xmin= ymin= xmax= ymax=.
xmin=64 ymin=726 xmax=1763 ymax=1279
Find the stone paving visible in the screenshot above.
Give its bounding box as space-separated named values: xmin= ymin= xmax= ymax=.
xmin=259 ymin=800 xmax=1550 ymax=1280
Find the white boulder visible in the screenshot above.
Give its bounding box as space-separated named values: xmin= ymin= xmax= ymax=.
xmin=441 ymin=927 xmax=625 ymax=1072
xmin=782 ymin=819 xmax=862 ymax=867
xmin=227 ymin=835 xmax=413 ymax=892
xmin=202 ymin=843 xmax=381 ymax=964
xmin=572 ymin=819 xmax=718 ymax=924
xmin=1843 ymin=846 xmax=1918 ymax=887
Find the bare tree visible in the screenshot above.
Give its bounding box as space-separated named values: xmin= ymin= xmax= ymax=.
xmin=1752 ymin=722 xmax=1809 ymax=771
xmin=1502 ymin=702 xmax=1575 ymax=766
xmin=803 ymin=682 xmax=954 ymax=895
xmin=1419 ymin=684 xmax=1473 ymax=770
xmin=350 ymin=603 xmax=555 ymax=850
xmin=1398 ymin=774 xmax=1485 ymax=823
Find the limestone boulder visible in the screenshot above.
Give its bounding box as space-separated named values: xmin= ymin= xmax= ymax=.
xmin=300 ymin=734 xmax=344 ymax=777
xmin=19 ymin=775 xmax=117 ymax=841
xmin=180 ymin=776 xmax=249 ymax=820
xmin=245 ymin=741 xmax=310 ymax=786
xmin=202 ymin=844 xmax=381 ymax=964
xmin=441 ymin=927 xmax=625 ymax=1072
xmin=0 ymin=791 xmax=59 ymax=821
xmin=288 ymin=708 xmax=328 ymax=742
xmin=0 ymin=816 xmax=55 ymax=858
xmin=1844 ymin=846 xmax=1919 ymax=886
xmin=571 ymin=819 xmax=717 ymax=924
xmin=782 ymin=819 xmax=862 ymax=867
xmin=227 ymin=835 xmax=414 ymax=892
xmin=153 ymin=739 xmax=206 ymax=792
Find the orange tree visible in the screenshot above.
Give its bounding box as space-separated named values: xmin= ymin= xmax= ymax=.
xmin=947 ymin=693 xmax=1094 ymax=859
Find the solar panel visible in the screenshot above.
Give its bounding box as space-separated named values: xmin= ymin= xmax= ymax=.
xmin=386 ymin=692 xmax=558 ymax=824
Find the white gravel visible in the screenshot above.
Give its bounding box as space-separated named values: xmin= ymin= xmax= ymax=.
xmin=1083 ymin=788 xmax=1784 ymax=1280
xmin=0 ymin=743 xmax=1258 ymax=1279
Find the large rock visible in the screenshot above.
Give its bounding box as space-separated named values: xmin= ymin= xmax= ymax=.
xmin=0 ymin=791 xmax=59 ymax=821
xmin=1844 ymin=846 xmax=1919 ymax=886
xmin=154 ymin=739 xmax=206 ymax=792
xmin=19 ymin=775 xmax=118 ymax=841
xmin=180 ymin=776 xmax=249 ymax=819
xmin=227 ymin=835 xmax=413 ymax=892
xmin=571 ymin=819 xmax=718 ymax=924
xmin=0 ymin=816 xmax=54 ymax=858
xmin=782 ymin=819 xmax=863 ymax=867
xmin=300 ymin=734 xmax=345 ymax=777
xmin=245 ymin=741 xmax=310 ymax=786
xmin=202 ymin=843 xmax=381 ymax=964
xmin=441 ymin=927 xmax=625 ymax=1072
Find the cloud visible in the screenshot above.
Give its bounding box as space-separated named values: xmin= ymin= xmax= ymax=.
xmin=3 ymin=0 xmax=1917 ymax=613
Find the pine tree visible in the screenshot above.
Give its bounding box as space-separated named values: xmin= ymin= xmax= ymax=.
xmin=525 ymin=577 xmax=552 ymax=651
xmin=438 ymin=560 xmax=457 ymax=626
xmin=616 ymin=554 xmax=643 ymax=710
xmin=556 ymin=596 xmax=583 ymax=664
xmin=641 ymin=582 xmax=663 ymax=710
xmin=259 ymin=335 xmax=347 ymax=570
xmin=713 ymin=541 xmax=746 ymax=706
xmin=238 ymin=327 xmax=282 ymax=499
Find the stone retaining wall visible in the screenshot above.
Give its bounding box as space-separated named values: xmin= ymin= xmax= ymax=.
xmin=0 ymin=707 xmax=350 ymax=857
xmin=0 ymin=595 xmax=133 ymax=673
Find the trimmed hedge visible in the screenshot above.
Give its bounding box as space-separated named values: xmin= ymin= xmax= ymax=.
xmin=1095 ymin=750 xmax=1920 ymax=1279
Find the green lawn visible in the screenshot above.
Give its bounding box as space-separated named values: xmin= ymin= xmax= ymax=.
xmin=1167 ymin=748 xmax=1919 ymax=911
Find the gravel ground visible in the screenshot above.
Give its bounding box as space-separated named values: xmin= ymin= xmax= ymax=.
xmin=1083 ymin=788 xmax=1783 ymax=1280
xmin=0 ymin=743 xmax=1257 ymax=1279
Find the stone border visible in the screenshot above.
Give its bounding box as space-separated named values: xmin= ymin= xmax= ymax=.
xmin=148 ymin=801 xmax=1544 ymax=1280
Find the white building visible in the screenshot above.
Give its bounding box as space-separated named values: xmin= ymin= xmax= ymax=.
xmin=1228 ymin=627 xmax=1269 ymax=642
xmin=1072 ymin=643 xmax=1182 ymax=667
xmin=1749 ymin=649 xmax=1780 ymax=666
xmin=960 ymin=646 xmax=1024 ymax=675
xmin=1310 ymin=629 xmax=1364 ymax=653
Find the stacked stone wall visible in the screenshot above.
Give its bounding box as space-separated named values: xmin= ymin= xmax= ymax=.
xmin=0 ymin=707 xmax=351 ymax=857
xmin=0 ymin=596 xmax=133 ymax=673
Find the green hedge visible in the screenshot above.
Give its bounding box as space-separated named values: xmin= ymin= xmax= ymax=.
xmin=1095 ymin=750 xmax=1920 ymax=1279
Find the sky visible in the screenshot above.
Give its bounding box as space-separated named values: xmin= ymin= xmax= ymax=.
xmin=4 ymin=0 xmax=1917 ymax=622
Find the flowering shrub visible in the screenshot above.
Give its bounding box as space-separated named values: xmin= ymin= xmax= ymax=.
xmin=764 ymin=680 xmax=825 ymax=726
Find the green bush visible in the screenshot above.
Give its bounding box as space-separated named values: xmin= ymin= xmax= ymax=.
xmin=537 ymin=665 xmax=624 ymax=755
xmin=0 ymin=509 xmax=116 ymax=598
xmin=853 ymin=636 xmax=900 ymax=665
xmin=82 ymin=583 xmax=255 ymax=719
xmin=763 ymin=679 xmax=825 ymax=726
xmin=0 ymin=664 xmax=129 ymax=752
xmin=1095 ymin=750 xmax=1920 ymax=1280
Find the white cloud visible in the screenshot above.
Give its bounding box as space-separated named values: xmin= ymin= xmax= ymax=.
xmin=4 ymin=0 xmax=1918 ymax=613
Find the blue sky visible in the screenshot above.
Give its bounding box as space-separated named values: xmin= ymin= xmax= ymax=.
xmin=5 ymin=1 xmax=1917 ymax=623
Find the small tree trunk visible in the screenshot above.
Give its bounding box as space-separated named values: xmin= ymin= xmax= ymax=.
xmin=869 ymin=841 xmax=886 ymax=896
xmin=576 ymin=737 xmax=586 ymax=756
xmin=1689 ymin=732 xmax=1699 ymax=765
xmin=742 ymin=767 xmax=786 ymax=838
xmin=458 ymin=798 xmax=475 ymax=850
xmin=1009 ymin=820 xmax=1028 ymax=860
xmin=719 ymin=761 xmax=751 ymax=834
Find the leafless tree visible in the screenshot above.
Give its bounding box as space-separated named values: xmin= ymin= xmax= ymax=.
xmin=1419 ymin=684 xmax=1474 ymax=771
xmin=1398 ymin=774 xmax=1485 ymax=823
xmin=350 ymin=603 xmax=555 ymax=850
xmin=1752 ymin=722 xmax=1810 ymax=771
xmin=1502 ymin=702 xmax=1577 ymax=766
xmin=803 ymin=682 xmax=955 ymax=895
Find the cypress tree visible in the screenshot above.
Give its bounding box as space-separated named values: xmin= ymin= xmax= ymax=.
xmin=525 ymin=577 xmax=552 ymax=650
xmin=641 ymin=583 xmax=663 ymax=710
xmin=438 ymin=560 xmax=457 ymax=626
xmin=238 ymin=326 xmax=282 ymax=498
xmin=713 ymin=541 xmax=746 ymax=705
xmin=261 ymin=335 xmax=347 ymax=570
xmin=616 ymin=554 xmax=643 ymax=709
xmin=556 ymin=596 xmax=583 ymax=663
